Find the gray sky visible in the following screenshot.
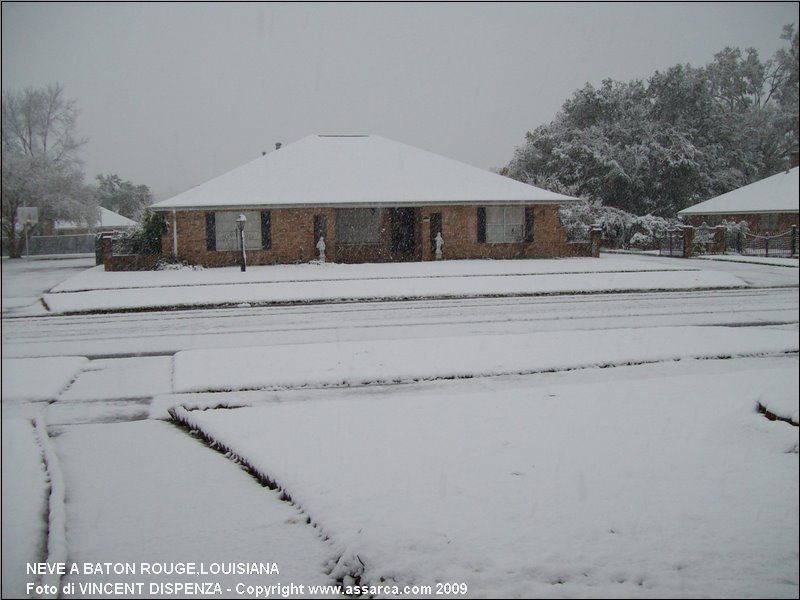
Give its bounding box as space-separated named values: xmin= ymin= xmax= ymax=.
xmin=3 ymin=2 xmax=797 ymax=200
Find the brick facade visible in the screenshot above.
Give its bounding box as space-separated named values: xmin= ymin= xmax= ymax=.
xmin=153 ymin=204 xmax=590 ymax=269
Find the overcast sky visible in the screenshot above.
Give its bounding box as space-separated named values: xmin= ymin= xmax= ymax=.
xmin=3 ymin=2 xmax=797 ymax=199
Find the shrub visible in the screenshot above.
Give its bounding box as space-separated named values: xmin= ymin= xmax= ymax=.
xmin=113 ymin=210 xmax=165 ymax=255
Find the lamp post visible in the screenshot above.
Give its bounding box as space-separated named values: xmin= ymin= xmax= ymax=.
xmin=236 ymin=213 xmax=247 ymax=272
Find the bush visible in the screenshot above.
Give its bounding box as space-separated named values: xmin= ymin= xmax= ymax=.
xmin=113 ymin=210 xmax=165 ymax=255
xmin=559 ymin=200 xmax=678 ymax=249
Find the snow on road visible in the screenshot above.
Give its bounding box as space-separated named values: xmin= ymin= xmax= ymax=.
xmin=172 ymin=325 xmax=798 ymax=393
xmin=1 ymin=418 xmax=48 ymax=599
xmin=4 ymin=289 xmax=797 ymax=359
xmin=42 ymin=269 xmax=746 ymax=314
xmin=53 ymin=420 xmax=335 ymax=598
xmin=176 ymin=357 xmax=800 ymax=598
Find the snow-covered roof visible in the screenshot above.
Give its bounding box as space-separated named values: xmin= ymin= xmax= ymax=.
xmin=151 ymin=134 xmax=579 ymax=210
xmin=55 ymin=207 xmax=138 ymax=230
xmin=678 ymin=167 xmax=799 ymax=216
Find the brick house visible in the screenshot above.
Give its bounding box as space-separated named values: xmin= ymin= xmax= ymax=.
xmin=149 ymin=134 xmax=592 ymax=267
xmin=678 ymin=166 xmax=799 ymax=235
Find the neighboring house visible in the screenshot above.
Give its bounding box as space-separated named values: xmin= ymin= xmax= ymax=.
xmin=53 ymin=206 xmax=138 ymax=235
xmin=150 ymin=134 xmax=589 ymax=266
xmin=678 ymin=166 xmax=799 ymax=235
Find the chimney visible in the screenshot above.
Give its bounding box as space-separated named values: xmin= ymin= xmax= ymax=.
xmin=275 ymin=142 xmax=282 ymax=150
xmin=262 ymin=151 xmax=266 ymax=156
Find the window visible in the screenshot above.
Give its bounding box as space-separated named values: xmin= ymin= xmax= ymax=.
xmin=336 ymin=208 xmax=382 ymax=244
xmin=759 ymin=213 xmax=779 ymax=231
xmin=213 ymin=210 xmax=263 ymax=251
xmin=485 ymin=206 xmax=524 ymax=243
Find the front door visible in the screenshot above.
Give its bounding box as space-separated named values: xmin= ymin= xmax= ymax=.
xmin=391 ymin=208 xmax=416 ymax=259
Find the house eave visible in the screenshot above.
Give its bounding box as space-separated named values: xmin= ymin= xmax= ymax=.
xmin=151 ymin=198 xmax=581 ymax=212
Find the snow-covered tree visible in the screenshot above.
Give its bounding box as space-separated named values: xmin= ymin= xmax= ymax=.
xmin=507 ymin=25 xmax=799 ymax=218
xmin=2 ymin=84 xmax=96 ymax=257
xmin=95 ymin=174 xmax=153 ymax=220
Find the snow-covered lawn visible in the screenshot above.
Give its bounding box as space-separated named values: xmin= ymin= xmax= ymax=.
xmin=58 ymin=356 xmax=173 ymax=401
xmin=51 ymin=257 xmax=691 ymax=293
xmin=174 ymin=356 xmax=799 ymax=598
xmin=53 ymin=420 xmax=334 ymax=597
xmin=1 ymin=418 xmax=48 ymax=599
xmin=696 ymin=254 xmax=799 ymax=268
xmin=1 ymin=357 xmax=89 ymax=401
xmin=172 ymin=325 xmax=797 ymax=393
xmin=43 ymin=270 xmax=746 ymax=314
xmin=1 ymin=256 xmax=95 ymax=315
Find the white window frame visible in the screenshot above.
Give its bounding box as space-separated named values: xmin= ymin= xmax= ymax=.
xmin=214 ymin=210 xmax=263 ymax=251
xmin=485 ymin=206 xmax=525 ymax=243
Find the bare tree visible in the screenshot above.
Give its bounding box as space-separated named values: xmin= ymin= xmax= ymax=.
xmin=2 ymin=84 xmax=94 ymax=257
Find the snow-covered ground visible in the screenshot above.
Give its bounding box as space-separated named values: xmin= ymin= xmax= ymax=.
xmin=174 ymin=356 xmax=799 ymax=598
xmin=1 ymin=356 xmax=89 ymax=401
xmin=696 ymin=254 xmax=799 ymax=268
xmin=43 ymin=269 xmax=745 ymax=314
xmin=1 ymin=417 xmax=48 ymax=598
xmin=171 ymin=325 xmax=797 ymax=393
xmin=1 ymin=256 xmax=95 ymax=315
xmin=54 ymin=419 xmax=334 ymax=598
xmin=2 ymin=255 xmax=798 ymax=598
xmin=51 ymin=257 xmax=689 ymax=293
xmin=4 ymin=289 xmax=797 ymax=359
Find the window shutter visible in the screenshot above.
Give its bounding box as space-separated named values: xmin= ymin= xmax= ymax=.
xmin=524 ymin=207 xmax=534 ymax=243
xmin=477 ymin=207 xmax=486 ymax=243
xmin=205 ymin=212 xmax=216 ymax=251
xmin=261 ymin=210 xmax=271 ymax=249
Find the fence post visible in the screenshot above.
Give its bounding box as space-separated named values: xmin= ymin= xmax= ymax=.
xmin=714 ymin=226 xmax=726 ymax=254
xmin=737 ymin=231 xmax=742 ymax=254
xmin=792 ymin=225 xmax=797 ymax=257
xmin=682 ymin=226 xmax=694 ymax=258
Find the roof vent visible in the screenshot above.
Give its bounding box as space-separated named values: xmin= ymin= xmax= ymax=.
xmin=275 ymin=142 xmax=282 ymax=150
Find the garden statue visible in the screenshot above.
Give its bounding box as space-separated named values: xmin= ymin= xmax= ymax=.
xmin=317 ymin=236 xmax=326 ymax=263
xmin=435 ymin=231 xmax=444 ymax=260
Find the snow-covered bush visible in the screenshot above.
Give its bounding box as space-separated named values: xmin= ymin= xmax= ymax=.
xmin=155 ymin=259 xmax=204 ymax=271
xmin=559 ymin=200 xmax=678 ymax=249
xmin=628 ymin=232 xmax=652 ymax=249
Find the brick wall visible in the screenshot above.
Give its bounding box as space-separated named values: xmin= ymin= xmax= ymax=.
xmin=162 ymin=208 xmax=338 ymax=267
xmin=685 ymin=212 xmax=799 ymax=235
xmin=161 ymin=204 xmax=590 ymax=267
xmin=420 ymin=204 xmax=591 ymax=260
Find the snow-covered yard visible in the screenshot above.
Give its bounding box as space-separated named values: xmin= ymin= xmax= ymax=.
xmin=696 ymin=254 xmax=799 ymax=268
xmin=1 ymin=256 xmax=95 ymax=315
xmin=2 ymin=255 xmax=798 ymax=598
xmin=1 ymin=418 xmax=48 ymax=598
xmin=41 ymin=256 xmax=747 ymax=314
xmin=171 ymin=325 xmax=798 ymax=393
xmin=173 ymin=356 xmax=799 ymax=598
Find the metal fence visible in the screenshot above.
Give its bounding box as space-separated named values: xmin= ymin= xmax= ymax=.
xmin=27 ymin=234 xmax=95 ymax=255
xmin=658 ymin=228 xmax=684 ymax=257
xmin=727 ymin=228 xmax=797 ymax=258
